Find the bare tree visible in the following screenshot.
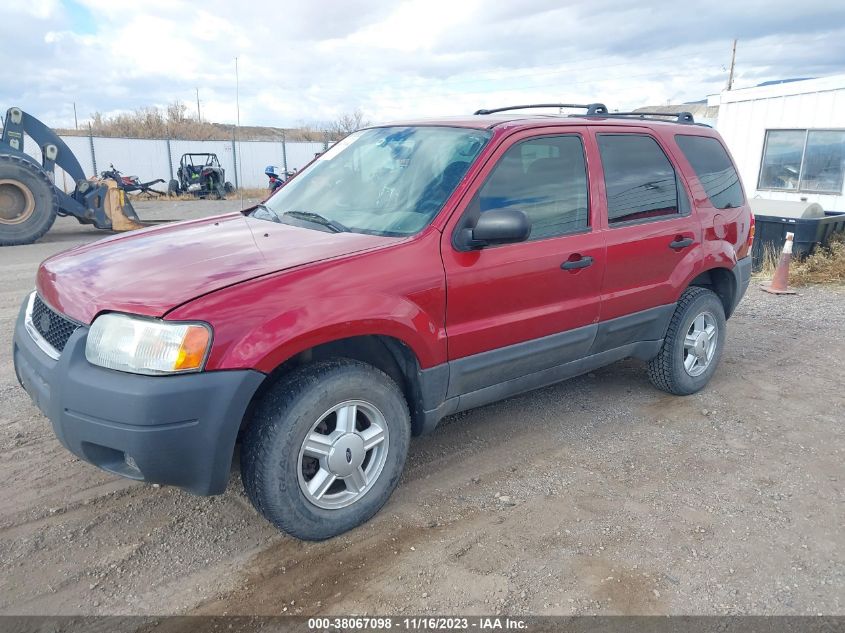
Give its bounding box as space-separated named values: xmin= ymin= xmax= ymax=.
xmin=166 ymin=100 xmax=190 ymax=127
xmin=328 ymin=109 xmax=370 ymax=139
xmin=287 ymin=122 xmax=329 ymax=142
xmin=83 ymin=101 xmax=222 ymax=140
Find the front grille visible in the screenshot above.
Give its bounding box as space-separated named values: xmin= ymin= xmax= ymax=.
xmin=31 ymin=294 xmax=80 ymax=354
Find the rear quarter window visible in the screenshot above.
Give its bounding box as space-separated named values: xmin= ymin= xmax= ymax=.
xmin=675 ymin=135 xmax=745 ymax=209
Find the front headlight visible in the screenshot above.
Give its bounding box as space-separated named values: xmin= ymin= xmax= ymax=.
xmin=85 ymin=313 xmax=211 ymax=375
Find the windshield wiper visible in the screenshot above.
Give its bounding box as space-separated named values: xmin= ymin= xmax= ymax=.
xmin=282 ymin=210 xmax=349 ymax=233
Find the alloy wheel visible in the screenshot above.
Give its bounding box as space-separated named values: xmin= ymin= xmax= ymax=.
xmin=683 ymin=312 xmax=718 ymax=377
xmin=297 ymin=400 xmax=389 ymax=509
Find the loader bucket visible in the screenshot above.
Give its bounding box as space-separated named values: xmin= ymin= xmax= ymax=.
xmin=1 ymin=107 xmax=176 ymax=244
xmin=97 ymin=178 xmax=167 ymax=232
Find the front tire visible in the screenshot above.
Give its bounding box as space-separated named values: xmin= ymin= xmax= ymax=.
xmin=240 ymin=359 xmax=411 ymax=540
xmin=0 ymin=154 xmax=57 ymax=246
xmin=647 ymin=287 xmax=726 ymax=395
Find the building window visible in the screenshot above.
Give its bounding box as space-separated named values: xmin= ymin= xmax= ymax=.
xmin=758 ymin=129 xmax=845 ymax=193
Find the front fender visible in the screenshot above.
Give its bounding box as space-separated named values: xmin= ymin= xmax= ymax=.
xmin=166 ymin=233 xmax=448 ymax=372
xmin=214 ymin=292 xmax=444 ymax=373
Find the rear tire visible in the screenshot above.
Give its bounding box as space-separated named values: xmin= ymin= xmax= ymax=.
xmin=647 ymin=287 xmax=726 ymax=395
xmin=224 ymin=181 xmax=235 ymax=194
xmin=0 ymin=154 xmax=57 ymax=246
xmin=240 ymin=359 xmax=411 ymax=540
xmin=167 ymin=179 xmax=180 ymax=196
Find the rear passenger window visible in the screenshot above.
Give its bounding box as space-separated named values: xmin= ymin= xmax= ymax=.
xmin=675 ymin=135 xmax=745 ymax=209
xmin=597 ymin=134 xmax=687 ymax=224
xmin=478 ymin=135 xmax=589 ymax=240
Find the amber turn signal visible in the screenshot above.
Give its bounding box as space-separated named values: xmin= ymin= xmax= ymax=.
xmin=174 ymin=325 xmax=211 ymax=371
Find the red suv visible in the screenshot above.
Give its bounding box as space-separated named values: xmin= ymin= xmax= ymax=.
xmin=13 ymin=104 xmax=753 ymax=540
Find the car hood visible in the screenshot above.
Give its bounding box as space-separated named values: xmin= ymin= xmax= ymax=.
xmin=36 ymin=212 xmax=398 ymax=324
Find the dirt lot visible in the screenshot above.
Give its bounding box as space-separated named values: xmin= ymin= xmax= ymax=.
xmin=0 ymin=200 xmax=842 ymax=616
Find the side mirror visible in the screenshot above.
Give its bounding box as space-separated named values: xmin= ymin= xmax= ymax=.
xmin=462 ymin=208 xmax=531 ymax=249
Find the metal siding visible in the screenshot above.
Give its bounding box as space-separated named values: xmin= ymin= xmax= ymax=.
xmin=94 ymin=137 xmax=170 ymax=185
xmin=22 ymin=136 xmax=334 ymax=191
xmin=716 ymin=81 xmax=845 ymax=210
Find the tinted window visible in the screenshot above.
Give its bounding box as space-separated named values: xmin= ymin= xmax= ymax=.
xmin=597 ymin=135 xmax=684 ymax=224
xmin=675 ymin=135 xmax=744 ymax=208
xmin=478 ymin=136 xmax=589 ymax=240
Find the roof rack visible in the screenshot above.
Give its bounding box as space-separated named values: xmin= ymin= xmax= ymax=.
xmin=474 ymin=103 xmax=608 ymax=116
xmin=592 ymin=111 xmax=696 ymax=124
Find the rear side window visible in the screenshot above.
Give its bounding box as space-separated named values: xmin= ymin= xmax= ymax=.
xmin=597 ymin=134 xmax=687 ymax=224
xmin=478 ymin=135 xmax=589 ymax=240
xmin=675 ymin=135 xmax=744 ymax=209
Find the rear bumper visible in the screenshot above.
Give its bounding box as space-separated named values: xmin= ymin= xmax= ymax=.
xmin=12 ymin=299 xmax=265 ymax=495
xmin=730 ymin=256 xmax=752 ymax=316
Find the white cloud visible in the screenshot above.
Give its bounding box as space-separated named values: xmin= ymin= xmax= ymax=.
xmin=1 ymin=0 xmax=844 ymax=129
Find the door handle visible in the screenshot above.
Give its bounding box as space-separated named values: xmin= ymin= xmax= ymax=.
xmin=561 ymin=255 xmax=594 ymax=270
xmin=669 ymin=237 xmax=694 ymax=249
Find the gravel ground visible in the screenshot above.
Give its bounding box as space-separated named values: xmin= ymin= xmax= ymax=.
xmin=0 ymin=200 xmax=842 ymax=616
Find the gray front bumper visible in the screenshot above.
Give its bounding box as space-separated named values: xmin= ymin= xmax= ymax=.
xmin=12 ymin=299 xmax=265 ymax=495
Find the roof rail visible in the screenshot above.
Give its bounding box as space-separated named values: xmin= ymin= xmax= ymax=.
xmin=592 ymin=111 xmax=696 ymax=124
xmin=474 ymin=103 xmax=608 ymax=116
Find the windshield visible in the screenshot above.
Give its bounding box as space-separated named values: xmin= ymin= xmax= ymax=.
xmin=252 ymin=126 xmax=490 ymax=236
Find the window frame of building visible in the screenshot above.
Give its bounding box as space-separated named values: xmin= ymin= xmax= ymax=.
xmin=757 ymin=128 xmax=845 ymax=194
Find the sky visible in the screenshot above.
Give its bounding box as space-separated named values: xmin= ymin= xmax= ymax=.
xmin=2 ymin=0 xmax=845 ymax=130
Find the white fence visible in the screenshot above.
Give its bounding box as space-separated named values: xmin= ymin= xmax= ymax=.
xmin=21 ymin=134 xmax=327 ymax=192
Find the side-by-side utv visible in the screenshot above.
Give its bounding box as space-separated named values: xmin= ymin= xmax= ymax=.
xmin=169 ymin=153 xmax=234 ymax=199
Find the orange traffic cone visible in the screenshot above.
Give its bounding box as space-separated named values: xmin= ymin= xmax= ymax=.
xmin=760 ymin=231 xmax=797 ymax=295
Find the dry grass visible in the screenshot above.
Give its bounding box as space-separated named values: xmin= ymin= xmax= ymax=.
xmin=755 ymin=245 xmax=782 ymax=279
xmin=227 ymin=188 xmax=268 ymax=200
xmin=53 ymin=100 xmax=358 ymax=143
xmin=755 ymin=233 xmax=845 ymax=285
xmin=140 ymin=187 xmax=268 ymax=203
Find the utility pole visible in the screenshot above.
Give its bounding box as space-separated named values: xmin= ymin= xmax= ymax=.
xmin=726 ymin=39 xmax=737 ymax=91
xmin=73 ymin=102 xmax=78 ymax=130
xmin=195 ymin=88 xmax=201 ymax=121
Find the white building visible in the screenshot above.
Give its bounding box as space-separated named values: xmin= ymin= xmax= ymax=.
xmin=712 ymin=74 xmax=845 ymax=211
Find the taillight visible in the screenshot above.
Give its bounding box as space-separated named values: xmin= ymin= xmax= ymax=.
xmin=747 ymin=214 xmax=756 ymax=249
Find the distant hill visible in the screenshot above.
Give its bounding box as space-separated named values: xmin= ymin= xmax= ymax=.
xmin=56 ymin=120 xmax=328 ymax=142
xmin=54 ymin=102 xmax=337 ymax=142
